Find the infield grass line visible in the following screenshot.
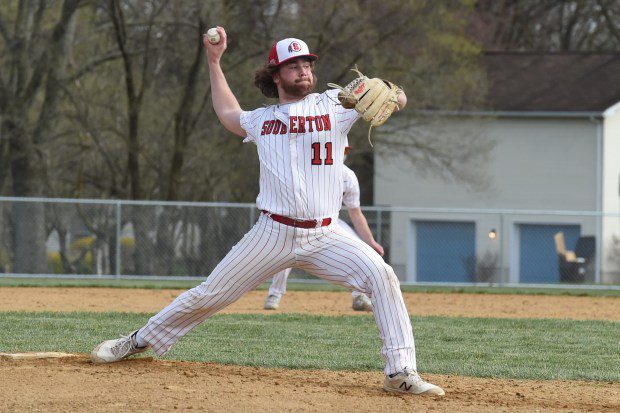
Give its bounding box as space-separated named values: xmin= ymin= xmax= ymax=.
xmin=0 ymin=311 xmax=617 ymax=381
xmin=0 ymin=277 xmax=618 ymax=297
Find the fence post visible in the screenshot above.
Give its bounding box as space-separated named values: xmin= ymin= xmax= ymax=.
xmin=115 ymin=201 xmax=121 ymax=278
xmin=499 ymin=213 xmax=505 ymax=286
xmin=595 ymin=211 xmax=602 ymax=284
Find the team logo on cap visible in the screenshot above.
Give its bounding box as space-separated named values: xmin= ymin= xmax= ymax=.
xmin=288 ymin=41 xmax=302 ymax=53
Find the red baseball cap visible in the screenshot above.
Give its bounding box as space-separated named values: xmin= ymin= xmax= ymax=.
xmin=268 ymin=38 xmax=318 ymax=66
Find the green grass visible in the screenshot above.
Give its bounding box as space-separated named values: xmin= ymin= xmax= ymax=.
xmin=0 ymin=277 xmax=205 ymax=290
xmin=0 ymin=277 xmax=618 ymax=296
xmin=0 ymin=311 xmax=617 ymax=381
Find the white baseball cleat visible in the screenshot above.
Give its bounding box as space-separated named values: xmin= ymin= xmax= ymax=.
xmin=264 ymin=294 xmax=281 ymax=310
xmin=352 ymin=294 xmax=373 ymax=311
xmin=91 ymin=330 xmax=149 ymax=363
xmin=384 ymin=369 xmax=445 ymax=396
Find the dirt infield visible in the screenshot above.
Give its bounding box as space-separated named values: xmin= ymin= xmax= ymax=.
xmin=1 ymin=287 xmax=619 ymax=412
xmin=3 ymin=287 xmax=619 ymax=320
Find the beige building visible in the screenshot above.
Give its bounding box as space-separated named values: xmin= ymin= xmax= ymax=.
xmin=375 ymin=52 xmax=620 ymax=284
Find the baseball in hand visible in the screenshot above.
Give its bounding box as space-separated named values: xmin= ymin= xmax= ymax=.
xmin=205 ymin=28 xmax=220 ymax=44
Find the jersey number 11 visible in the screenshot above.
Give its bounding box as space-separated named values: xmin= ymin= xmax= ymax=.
xmin=311 ymin=142 xmax=334 ymax=165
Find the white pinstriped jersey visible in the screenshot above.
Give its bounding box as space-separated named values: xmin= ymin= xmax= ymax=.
xmin=240 ymin=89 xmax=360 ymax=220
xmin=342 ymin=165 xmax=361 ymax=209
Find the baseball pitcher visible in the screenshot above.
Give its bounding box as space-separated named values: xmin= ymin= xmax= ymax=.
xmin=91 ymin=27 xmax=444 ymax=397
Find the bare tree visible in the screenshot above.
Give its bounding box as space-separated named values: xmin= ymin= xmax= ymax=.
xmin=0 ymin=0 xmax=82 ymax=273
xmin=470 ymin=0 xmax=620 ymax=51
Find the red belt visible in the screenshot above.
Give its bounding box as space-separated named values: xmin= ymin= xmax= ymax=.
xmin=262 ymin=210 xmax=332 ymax=229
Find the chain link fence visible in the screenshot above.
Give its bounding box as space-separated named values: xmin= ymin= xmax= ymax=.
xmin=1 ymin=197 xmax=619 ymax=287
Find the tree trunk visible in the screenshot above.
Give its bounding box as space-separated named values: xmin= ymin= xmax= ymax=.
xmin=7 ymin=118 xmax=48 ymax=273
xmin=2 ymin=0 xmax=81 ymax=274
xmin=130 ymin=205 xmax=155 ymax=275
xmin=153 ymin=207 xmax=176 ymax=276
xmin=11 ymin=202 xmax=48 ymax=274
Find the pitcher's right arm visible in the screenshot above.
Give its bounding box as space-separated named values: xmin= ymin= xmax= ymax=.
xmin=204 ymin=27 xmax=245 ymax=137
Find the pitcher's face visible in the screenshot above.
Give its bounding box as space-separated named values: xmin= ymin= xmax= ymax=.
xmin=274 ymin=58 xmax=315 ymax=98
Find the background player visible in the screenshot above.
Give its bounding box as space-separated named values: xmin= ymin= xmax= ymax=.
xmin=91 ymin=27 xmax=444 ymax=397
xmin=264 ymin=159 xmax=381 ymax=312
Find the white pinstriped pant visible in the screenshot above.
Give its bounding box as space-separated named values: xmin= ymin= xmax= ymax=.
xmin=269 ymin=219 xmax=365 ymax=300
xmin=139 ymin=214 xmax=416 ymax=375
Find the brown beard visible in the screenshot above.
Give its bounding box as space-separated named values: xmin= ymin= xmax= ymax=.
xmin=280 ymin=76 xmax=317 ymax=98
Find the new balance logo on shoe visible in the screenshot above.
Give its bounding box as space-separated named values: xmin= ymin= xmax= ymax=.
xmin=399 ymin=382 xmax=412 ymax=391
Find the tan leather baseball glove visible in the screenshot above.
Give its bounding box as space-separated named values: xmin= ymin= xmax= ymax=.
xmin=328 ymin=67 xmax=402 ymax=146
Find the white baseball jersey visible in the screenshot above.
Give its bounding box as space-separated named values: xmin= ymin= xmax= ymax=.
xmin=138 ymin=89 xmax=417 ymax=376
xmin=240 ymin=89 xmax=359 ymax=220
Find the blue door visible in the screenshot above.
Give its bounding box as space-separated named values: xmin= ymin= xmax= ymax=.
xmin=519 ymin=224 xmax=581 ymax=283
xmin=416 ymin=221 xmax=476 ymax=282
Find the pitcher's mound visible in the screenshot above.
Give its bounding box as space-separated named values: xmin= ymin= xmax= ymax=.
xmin=0 ymin=352 xmax=78 ymax=360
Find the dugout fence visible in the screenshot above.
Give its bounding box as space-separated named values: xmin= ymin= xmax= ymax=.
xmin=1 ymin=196 xmax=619 ymax=288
